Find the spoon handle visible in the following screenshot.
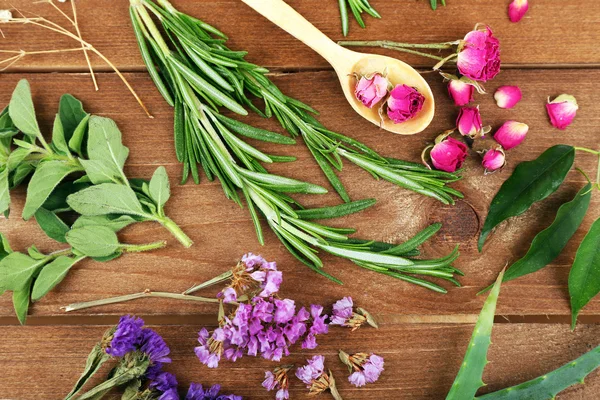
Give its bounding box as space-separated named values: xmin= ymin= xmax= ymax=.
xmin=240 ymin=0 xmax=350 ymax=66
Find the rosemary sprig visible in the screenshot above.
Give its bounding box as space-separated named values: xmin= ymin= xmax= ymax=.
xmin=129 ymin=0 xmax=463 ymax=291
xmin=337 ymin=0 xmax=381 ymax=37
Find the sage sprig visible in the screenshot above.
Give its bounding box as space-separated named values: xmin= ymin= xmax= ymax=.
xmin=130 ymin=0 xmax=463 ymax=205
xmin=0 ymin=79 xmax=192 ymax=323
xmin=126 ymin=0 xmax=463 ymax=291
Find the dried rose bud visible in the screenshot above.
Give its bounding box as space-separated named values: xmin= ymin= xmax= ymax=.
xmin=386 ymin=84 xmax=425 ymax=124
xmin=354 ymin=73 xmax=389 ymax=108
xmin=448 ymin=79 xmax=475 ymax=106
xmin=481 ymin=147 xmax=506 ymax=173
xmin=494 ymin=86 xmax=522 ymax=109
xmin=429 ymin=134 xmax=469 ymax=173
xmin=508 ymin=0 xmax=529 ymax=23
xmin=457 ymin=26 xmax=501 ymax=82
xmin=493 ymin=121 xmax=529 ymax=150
xmin=456 ymin=106 xmax=487 ymax=138
xmin=546 ymin=94 xmax=579 ymax=130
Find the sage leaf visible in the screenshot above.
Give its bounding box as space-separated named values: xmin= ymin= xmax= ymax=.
xmin=446 ymin=271 xmax=503 ymax=399
xmin=32 ymin=255 xmax=83 ymax=301
xmin=0 ymin=107 xmax=18 ymax=138
xmin=0 ymin=252 xmax=48 ymax=291
xmin=0 ymin=167 xmax=10 ymax=215
xmin=67 ymin=183 xmax=147 ymax=218
xmin=59 ymin=94 xmax=88 ymax=143
xmin=43 ymin=181 xmax=90 ymax=213
xmin=34 ymin=207 xmax=70 ymax=243
xmin=7 ymin=147 xmax=33 ymax=172
xmin=72 ymin=215 xmax=137 ymax=232
xmin=82 ymin=116 xmax=129 ymax=184
xmin=66 ymin=226 xmax=120 ymax=258
xmin=51 ymin=114 xmax=70 ymax=156
xmin=0 ymin=232 xmax=12 ymax=260
xmin=27 ymin=245 xmax=45 ymax=260
xmin=478 ymin=145 xmax=575 ymax=251
xmin=477 ymin=345 xmax=600 ymax=400
xmin=502 ymin=183 xmax=592 ymax=285
xmin=22 ymin=160 xmax=82 ymax=220
xmin=13 ymin=280 xmax=32 ymax=325
xmin=8 ymin=79 xmax=41 ymax=138
xmin=68 ymin=114 xmax=90 ymax=156
xmin=149 ymin=166 xmax=170 ymax=210
xmin=569 ymin=217 xmax=600 ymax=329
xmin=10 ymin=162 xmax=34 ymax=188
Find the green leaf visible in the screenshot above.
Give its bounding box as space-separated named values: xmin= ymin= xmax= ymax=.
xmin=0 ymin=167 xmax=10 ymax=216
xmin=479 ymin=145 xmax=575 ymax=251
xmin=32 ymin=255 xmax=83 ymax=301
xmin=51 ymin=114 xmax=70 ymax=156
xmin=149 ymin=166 xmax=170 ymax=210
xmin=59 ymin=94 xmax=88 ymax=143
xmin=67 ymin=114 xmax=90 ymax=156
xmin=27 ymin=245 xmax=45 ymax=260
xmin=10 ymin=162 xmax=34 ymax=188
xmin=0 ymin=233 xmax=13 ymax=260
xmin=34 ymin=207 xmax=70 ymax=243
xmin=66 ymin=226 xmax=120 ymax=258
xmin=477 ymin=345 xmax=600 ymax=400
xmin=42 ymin=181 xmax=90 ymax=213
xmin=7 ymin=147 xmax=33 ymax=172
xmin=81 ymin=116 xmax=129 ymax=184
xmin=238 ymin=168 xmax=328 ymax=194
xmin=67 ymin=183 xmax=147 ymax=218
xmin=569 ymin=217 xmax=600 ymax=329
xmin=22 ymin=160 xmax=82 ymax=220
xmin=72 ymin=215 xmax=137 ymax=232
xmin=64 ymin=344 xmax=110 ymax=400
xmin=446 ymin=271 xmax=504 ymax=399
xmin=295 ymin=198 xmax=376 ymax=220
xmin=8 ymin=79 xmax=41 ymax=138
xmin=13 ymin=280 xmax=32 ymax=325
xmin=0 ymin=252 xmax=48 ymax=292
xmin=502 ymin=183 xmax=592 ymax=285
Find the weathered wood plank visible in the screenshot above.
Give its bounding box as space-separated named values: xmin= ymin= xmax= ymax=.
xmin=0 ymin=322 xmax=598 ymax=399
xmin=0 ymin=69 xmax=598 ymax=320
xmin=2 ymin=0 xmax=600 ymax=72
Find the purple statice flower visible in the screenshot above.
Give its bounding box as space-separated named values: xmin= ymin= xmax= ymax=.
xmin=241 ymin=253 xmax=266 ymax=268
xmin=274 ymin=299 xmax=295 ymax=324
xmin=330 ymin=297 xmax=353 ymax=326
xmin=150 ymin=371 xmax=178 ymax=392
xmin=195 ymin=328 xmax=222 ymax=368
xmin=218 ymin=254 xmax=282 ymax=304
xmin=341 ymin=351 xmax=385 ymax=387
xmin=185 ymin=383 xmax=241 ymax=400
xmin=302 ymin=305 xmax=328 ymax=350
xmin=137 ymin=328 xmax=172 ymax=364
xmin=262 ymin=366 xmax=292 ymax=400
xmin=296 ymin=355 xmax=325 ymax=386
xmin=221 ymin=287 xmax=238 ymax=304
xmin=159 ymin=388 xmax=180 ymax=400
xmin=105 ymin=315 xmax=144 ymax=357
xmin=145 ymin=362 xmax=164 ymax=380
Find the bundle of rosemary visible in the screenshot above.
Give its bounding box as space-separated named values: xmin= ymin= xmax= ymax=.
xmin=127 ymin=0 xmax=463 ymax=292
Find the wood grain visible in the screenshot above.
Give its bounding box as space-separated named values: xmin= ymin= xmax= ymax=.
xmin=0 ymin=69 xmax=597 ymax=321
xmin=2 ymin=0 xmax=600 ymax=72
xmin=0 ymin=322 xmax=599 ymax=399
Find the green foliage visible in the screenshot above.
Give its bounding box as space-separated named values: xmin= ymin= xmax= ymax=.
xmin=66 ymin=226 xmax=121 ymax=258
xmin=337 ymin=0 xmax=381 ymax=36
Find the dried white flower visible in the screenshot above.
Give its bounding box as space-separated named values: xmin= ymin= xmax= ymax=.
xmin=0 ymin=9 xmax=12 ymax=21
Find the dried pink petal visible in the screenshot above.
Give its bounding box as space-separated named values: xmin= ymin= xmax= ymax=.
xmin=493 ymin=121 xmax=529 ymax=150
xmin=508 ymin=0 xmax=529 ymax=23
xmin=448 ymin=79 xmax=475 ymax=106
xmin=494 ymin=86 xmax=522 ymax=109
xmin=456 ymin=106 xmax=483 ymax=138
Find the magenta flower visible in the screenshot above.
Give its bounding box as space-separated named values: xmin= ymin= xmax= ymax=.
xmin=340 ymin=351 xmax=385 ymax=388
xmin=508 ymin=0 xmax=529 ymax=23
xmin=456 ymin=106 xmax=484 ymax=138
xmin=494 ymin=86 xmax=522 ymax=109
xmin=262 ymin=366 xmax=292 ymax=400
xmin=430 ymin=137 xmax=468 ymax=173
xmin=355 ymin=73 xmax=389 ymax=108
xmin=481 ymin=147 xmax=506 ymax=173
xmin=447 ymin=79 xmax=475 ymax=106
xmin=546 ymin=94 xmax=578 ymax=130
xmin=386 ymin=84 xmax=425 ymax=124
xmin=493 ymin=121 xmax=529 ymax=150
xmin=457 ymin=26 xmax=501 ymax=82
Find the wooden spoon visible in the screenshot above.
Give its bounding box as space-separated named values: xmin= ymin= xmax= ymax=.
xmin=241 ymin=0 xmax=435 ymax=135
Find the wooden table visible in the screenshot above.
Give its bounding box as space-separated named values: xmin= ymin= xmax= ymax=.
xmin=1 ymin=1 xmax=599 ymax=398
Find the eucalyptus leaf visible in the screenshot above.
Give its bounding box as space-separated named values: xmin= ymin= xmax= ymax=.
xmin=569 ymin=217 xmax=600 ymax=329
xmin=59 ymin=94 xmax=88 ymax=143
xmin=34 ymin=207 xmax=70 ymax=243
xmin=479 ymin=145 xmax=575 ymax=251
xmin=66 ymin=226 xmax=120 ymax=258
xmin=72 ymin=215 xmax=137 ymax=232
xmin=149 ymin=166 xmax=170 ymax=210
xmin=32 ymin=255 xmax=83 ymax=301
xmin=67 ymin=183 xmax=147 ymax=218
xmin=22 ymin=160 xmax=82 ymax=220
xmin=8 ymin=79 xmax=41 ymax=138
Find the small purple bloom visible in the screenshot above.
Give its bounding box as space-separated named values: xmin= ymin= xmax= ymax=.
xmin=242 ymin=253 xmax=266 ymax=269
xmin=345 ymin=353 xmax=385 ymax=387
xmin=150 ymin=371 xmax=178 ymax=392
xmin=137 ymin=328 xmax=172 ymax=364
xmin=262 ymin=371 xmax=277 ymax=391
xmin=260 ymin=270 xmax=282 ymax=297
xmin=185 ymin=383 xmax=241 ymax=400
xmin=274 ymin=299 xmax=295 ymax=324
xmin=330 ymin=297 xmax=353 ymax=326
xmin=106 ymin=315 xmax=144 ymax=357
xmin=145 ymin=362 xmax=164 ymax=380
xmin=296 ymin=355 xmax=325 ymax=386
xmin=159 ymin=388 xmax=180 ymax=400
xmin=195 ymin=328 xmax=222 ymax=368
xmin=349 ymin=371 xmax=367 ymax=387
xmin=221 ymin=287 xmax=237 ymax=304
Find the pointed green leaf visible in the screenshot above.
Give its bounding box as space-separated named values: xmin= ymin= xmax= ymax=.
xmin=0 ymin=167 xmax=10 ymax=216
xmin=66 ymin=226 xmax=120 ymax=258
xmin=59 ymin=94 xmax=88 ymax=143
xmin=34 ymin=207 xmax=70 ymax=243
xmin=0 ymin=233 xmax=12 ymax=260
xmin=479 ymin=145 xmax=575 ymax=251
xmin=67 ymin=183 xmax=146 ymax=217
xmin=22 ymin=160 xmax=82 ymax=220
xmin=569 ymin=217 xmax=600 ymax=329
xmin=295 ymin=198 xmax=377 ymax=220
xmin=42 ymin=181 xmax=90 ymax=213
xmin=13 ymin=280 xmax=32 ymax=325
xmin=32 ymin=255 xmax=83 ymax=301
xmin=8 ymin=79 xmax=41 ymax=138
xmin=446 ymin=271 xmax=504 ymax=399
xmin=72 ymin=215 xmax=137 ymax=232
xmin=82 ymin=116 xmax=129 ymax=184
xmin=0 ymin=252 xmax=48 ymax=292
xmin=67 ymin=114 xmax=90 ymax=156
xmin=149 ymin=166 xmax=170 ymax=209
xmin=7 ymin=147 xmax=33 ymax=172
xmin=51 ymin=114 xmax=70 ymax=156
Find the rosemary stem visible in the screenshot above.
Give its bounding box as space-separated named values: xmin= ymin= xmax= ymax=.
xmin=184 ymin=270 xmax=233 ymax=295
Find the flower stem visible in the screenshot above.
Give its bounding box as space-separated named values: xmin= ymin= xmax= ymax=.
xmin=157 ymin=216 xmax=193 ymax=248
xmin=574 ymin=147 xmax=600 ymax=155
xmin=184 ymin=270 xmax=233 ymax=295
xmin=120 ymin=240 xmax=167 ymax=253
xmin=339 ymin=40 xmax=455 ymax=50
xmin=62 ymin=290 xmax=220 ymax=312
xmin=339 ymin=41 xmax=448 ymax=61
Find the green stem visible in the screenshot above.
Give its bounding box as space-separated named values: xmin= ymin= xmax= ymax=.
xmin=120 ymin=240 xmax=167 ymax=253
xmin=132 ymin=1 xmax=171 ymax=55
xmin=574 ymin=147 xmax=600 ymax=155
xmin=156 ymin=216 xmax=193 ymax=248
xmin=184 ymin=270 xmax=233 ymax=295
xmin=339 ymin=40 xmax=456 ymax=50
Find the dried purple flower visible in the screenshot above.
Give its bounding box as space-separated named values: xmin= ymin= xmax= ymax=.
xmin=195 ymin=328 xmax=223 ymax=368
xmin=296 ymin=356 xmax=342 ymax=399
xmin=150 ymin=371 xmax=178 ymax=392
xmin=339 ymin=350 xmax=385 ymax=387
xmin=105 ymin=315 xmax=144 ymax=357
xmin=185 ymin=383 xmax=242 ymax=400
xmin=159 ymin=388 xmax=181 ymax=400
xmin=262 ymin=365 xmax=292 ymax=400
xmin=137 ymin=328 xmax=172 ymax=364
xmin=330 ymin=297 xmax=378 ymax=331
xmin=218 ymin=253 xmax=283 ymax=303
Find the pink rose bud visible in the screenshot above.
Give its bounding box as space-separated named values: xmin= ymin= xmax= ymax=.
xmin=493 ymin=121 xmax=529 ymax=150
xmin=430 ymin=137 xmax=469 ymax=173
xmin=494 ymin=86 xmax=522 ymax=109
xmin=355 ymin=73 xmax=389 ymax=108
xmin=456 ymin=106 xmax=483 ymax=138
xmin=508 ymin=0 xmax=529 ymax=23
xmin=481 ymin=147 xmax=506 ymax=173
xmin=448 ymin=79 xmax=475 ymax=106
xmin=386 ymin=84 xmax=425 ymax=124
xmin=546 ymin=94 xmax=579 ymax=130
xmin=457 ymin=26 xmax=501 ymax=82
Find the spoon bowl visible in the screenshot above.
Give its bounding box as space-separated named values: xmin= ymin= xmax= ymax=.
xmin=242 ymin=0 xmax=435 ymax=135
